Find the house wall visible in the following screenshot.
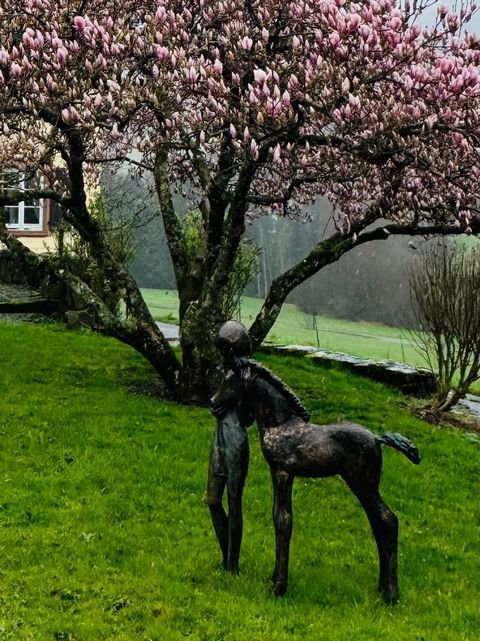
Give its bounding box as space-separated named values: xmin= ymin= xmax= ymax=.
xmin=13 ymin=235 xmax=56 ymax=253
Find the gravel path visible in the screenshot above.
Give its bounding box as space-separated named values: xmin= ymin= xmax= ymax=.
xmin=155 ymin=321 xmax=179 ymax=341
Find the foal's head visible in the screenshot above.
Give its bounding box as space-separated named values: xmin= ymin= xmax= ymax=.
xmin=211 ymin=360 xmax=310 ymax=428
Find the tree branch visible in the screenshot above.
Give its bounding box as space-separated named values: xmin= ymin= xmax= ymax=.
xmin=153 ymin=145 xmax=189 ymax=285
xmin=249 ymin=211 xmax=479 ymax=349
xmin=0 ymin=188 xmax=71 ymax=208
xmin=204 ymin=134 xmax=237 ymax=274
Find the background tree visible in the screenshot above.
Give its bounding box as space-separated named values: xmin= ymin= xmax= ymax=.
xmin=0 ymin=0 xmax=480 ymax=403
xmin=290 ymin=232 xmax=418 ymax=327
xmin=408 ymin=240 xmax=480 ymax=414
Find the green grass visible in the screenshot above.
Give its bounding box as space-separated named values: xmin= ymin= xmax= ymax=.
xmin=0 ymin=323 xmax=478 ymax=640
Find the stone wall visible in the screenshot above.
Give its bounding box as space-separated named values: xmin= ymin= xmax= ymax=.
xmin=0 ymin=248 xmax=63 ymax=300
xmin=261 ymin=344 xmax=436 ymax=397
xmin=0 ymin=248 xmax=87 ymax=319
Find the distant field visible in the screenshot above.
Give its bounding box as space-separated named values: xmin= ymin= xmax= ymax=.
xmin=141 ymin=288 xmax=480 ymax=395
xmin=141 ymin=288 xmax=423 ymax=366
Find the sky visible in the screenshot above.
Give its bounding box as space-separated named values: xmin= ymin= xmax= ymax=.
xmin=420 ymin=0 xmax=480 ymax=32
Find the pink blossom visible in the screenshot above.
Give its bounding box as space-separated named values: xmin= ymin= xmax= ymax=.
xmin=329 ymin=32 xmax=341 ymax=47
xmin=155 ymin=46 xmax=170 ymax=61
xmin=347 ymin=13 xmax=361 ymax=31
xmin=241 ymin=36 xmax=253 ymax=50
xmin=61 ymin=107 xmax=71 ymax=123
xmin=212 ymin=59 xmax=223 ymax=75
xmin=10 ymin=62 xmax=22 ymax=78
xmin=438 ymin=58 xmax=454 ymax=74
xmin=348 ymin=93 xmax=361 ymax=110
xmin=390 ymin=17 xmax=402 ymax=31
xmin=73 ymin=16 xmax=86 ymax=32
xmin=187 ymin=66 xmax=197 ymax=84
xmin=438 ymin=5 xmax=449 ymax=18
xmin=447 ymin=14 xmax=460 ymax=32
xmin=22 ymin=32 xmax=34 ymax=49
xmin=253 ymin=69 xmax=266 ymax=84
xmin=287 ymin=74 xmax=299 ymax=91
xmin=56 ymin=47 xmax=68 ymax=65
xmin=95 ymin=54 xmax=107 ymax=70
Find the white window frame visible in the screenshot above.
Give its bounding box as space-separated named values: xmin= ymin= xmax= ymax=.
xmin=1 ymin=170 xmax=44 ymax=232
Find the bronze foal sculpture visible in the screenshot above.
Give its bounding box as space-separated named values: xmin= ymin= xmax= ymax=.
xmin=211 ymin=353 xmax=420 ymax=604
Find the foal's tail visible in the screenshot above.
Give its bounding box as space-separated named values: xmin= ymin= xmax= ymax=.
xmin=377 ymin=432 xmax=421 ymax=464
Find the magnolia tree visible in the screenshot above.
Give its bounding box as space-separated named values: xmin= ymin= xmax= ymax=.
xmin=0 ymin=0 xmax=479 ymax=402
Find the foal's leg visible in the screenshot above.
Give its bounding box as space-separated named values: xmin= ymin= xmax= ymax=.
xmin=270 ymin=467 xmax=295 ymax=596
xmin=207 ymin=468 xmax=228 ymax=568
xmin=347 ymin=481 xmax=399 ymax=604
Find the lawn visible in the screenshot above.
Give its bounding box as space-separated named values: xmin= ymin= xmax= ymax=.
xmin=0 ymin=323 xmax=478 ymax=640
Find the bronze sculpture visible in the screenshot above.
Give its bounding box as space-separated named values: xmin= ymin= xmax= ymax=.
xmin=211 ymin=327 xmax=420 ymax=604
xmin=207 ymin=321 xmax=254 ymax=573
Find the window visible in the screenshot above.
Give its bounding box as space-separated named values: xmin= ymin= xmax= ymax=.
xmin=1 ymin=171 xmax=44 ymax=231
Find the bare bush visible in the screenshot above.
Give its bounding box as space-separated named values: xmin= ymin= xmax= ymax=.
xmin=408 ymin=241 xmax=480 ymax=413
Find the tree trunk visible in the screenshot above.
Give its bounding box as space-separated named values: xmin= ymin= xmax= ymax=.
xmin=178 ymin=290 xmax=228 ymax=403
xmin=119 ymin=320 xmax=184 ymax=400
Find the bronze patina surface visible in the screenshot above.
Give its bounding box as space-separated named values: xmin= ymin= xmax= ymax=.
xmin=211 ymin=324 xmax=420 ymax=604
xmin=207 ymin=321 xmax=253 ymax=573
